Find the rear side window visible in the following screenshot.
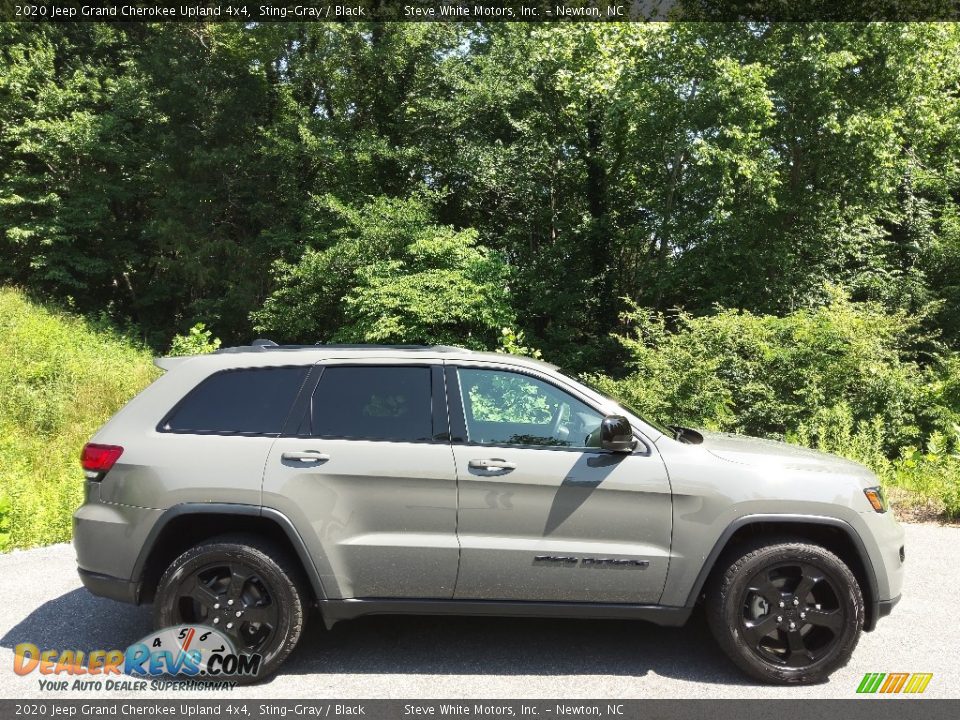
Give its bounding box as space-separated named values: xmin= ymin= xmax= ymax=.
xmin=311 ymin=366 xmax=433 ymax=442
xmin=161 ymin=366 xmax=309 ymax=435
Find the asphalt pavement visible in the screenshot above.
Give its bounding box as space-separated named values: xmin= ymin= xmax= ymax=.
xmin=0 ymin=523 xmax=956 ymax=699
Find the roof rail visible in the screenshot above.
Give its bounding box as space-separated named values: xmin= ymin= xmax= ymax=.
xmin=312 ymin=343 xmax=469 ymax=352
xmin=214 ymin=338 xmax=283 ymax=354
xmin=214 ymin=341 xmax=471 ymax=354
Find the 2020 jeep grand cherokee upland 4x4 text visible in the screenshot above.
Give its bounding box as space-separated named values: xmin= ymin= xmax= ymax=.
xmin=73 ymin=342 xmax=904 ymax=683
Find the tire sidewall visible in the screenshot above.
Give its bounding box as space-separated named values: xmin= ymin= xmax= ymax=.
xmin=154 ymin=542 xmax=305 ymax=682
xmin=710 ymin=542 xmax=864 ymax=684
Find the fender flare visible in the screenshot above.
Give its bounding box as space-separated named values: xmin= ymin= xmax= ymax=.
xmin=132 ymin=502 xmax=327 ymax=603
xmin=682 ymin=513 xmax=881 ymax=630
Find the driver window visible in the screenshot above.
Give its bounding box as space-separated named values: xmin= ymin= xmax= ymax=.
xmin=457 ymin=368 xmax=603 ymax=448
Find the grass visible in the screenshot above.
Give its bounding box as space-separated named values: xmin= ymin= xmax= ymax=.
xmin=0 ymin=287 xmax=158 ymax=551
xmin=885 ymin=450 xmax=960 ymax=522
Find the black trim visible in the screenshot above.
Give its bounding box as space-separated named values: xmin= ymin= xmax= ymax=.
xmin=444 ymin=365 xmax=468 ymax=443
xmin=318 ymin=598 xmax=692 ymax=628
xmin=430 ymin=365 xmax=450 ymax=441
xmin=877 ymin=594 xmax=901 ymax=620
xmin=131 ymin=502 xmax=327 ymax=604
xmin=279 ymin=363 xmax=321 ymax=437
xmin=77 ymin=569 xmax=140 ymax=604
xmin=261 ymin=507 xmax=328 ymax=601
xmin=449 ymin=441 xmax=642 ymax=456
xmin=303 ymin=363 xmax=325 ymax=436
xmin=683 ymin=514 xmax=881 ymax=629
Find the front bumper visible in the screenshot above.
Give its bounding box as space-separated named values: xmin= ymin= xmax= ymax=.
xmin=858 ymin=509 xmax=905 ymax=631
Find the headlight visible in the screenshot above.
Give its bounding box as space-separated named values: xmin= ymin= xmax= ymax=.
xmin=863 ymin=486 xmax=888 ymax=513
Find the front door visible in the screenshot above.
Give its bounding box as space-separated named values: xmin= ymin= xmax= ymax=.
xmin=448 ymin=364 xmax=673 ymax=604
xmin=262 ymin=362 xmax=459 ymax=600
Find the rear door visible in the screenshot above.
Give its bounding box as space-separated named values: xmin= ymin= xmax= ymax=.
xmin=448 ymin=363 xmax=673 ymax=604
xmin=262 ymin=361 xmax=459 ymax=600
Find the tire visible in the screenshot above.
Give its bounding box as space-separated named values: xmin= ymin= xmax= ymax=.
xmin=706 ymin=537 xmax=864 ymax=684
xmin=154 ymin=533 xmax=308 ymax=683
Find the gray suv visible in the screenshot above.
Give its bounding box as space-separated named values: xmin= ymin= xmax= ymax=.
xmin=73 ymin=342 xmax=904 ymax=684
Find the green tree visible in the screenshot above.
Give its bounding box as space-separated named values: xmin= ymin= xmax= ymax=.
xmin=253 ymin=194 xmax=515 ymax=347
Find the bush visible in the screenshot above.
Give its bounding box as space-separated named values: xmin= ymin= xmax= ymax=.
xmin=0 ymin=288 xmax=157 ymax=550
xmin=588 ymin=291 xmax=960 ymax=518
xmin=168 ymin=323 xmax=222 ymax=356
xmin=336 ymin=229 xmax=515 ymax=350
xmin=891 ymin=437 xmax=960 ymax=518
xmin=253 ymin=194 xmax=516 ymax=348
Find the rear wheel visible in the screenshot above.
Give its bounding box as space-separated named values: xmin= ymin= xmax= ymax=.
xmin=154 ymin=534 xmax=307 ymax=682
xmin=706 ymin=539 xmax=864 ymax=684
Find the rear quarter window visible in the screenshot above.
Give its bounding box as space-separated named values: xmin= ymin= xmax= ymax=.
xmin=160 ymin=366 xmax=309 ymax=435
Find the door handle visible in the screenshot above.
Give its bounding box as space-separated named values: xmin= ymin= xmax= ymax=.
xmin=282 ymin=451 xmax=330 ymax=463
xmin=468 ymin=458 xmax=517 ymax=470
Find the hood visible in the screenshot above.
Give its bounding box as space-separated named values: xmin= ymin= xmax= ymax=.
xmin=697 ymin=430 xmax=876 ymax=480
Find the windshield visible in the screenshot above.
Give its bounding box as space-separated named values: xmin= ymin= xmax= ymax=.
xmin=576 ymin=376 xmax=674 ymax=437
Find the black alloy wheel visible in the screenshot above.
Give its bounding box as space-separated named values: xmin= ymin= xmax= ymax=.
xmin=740 ymin=561 xmax=846 ymax=668
xmin=707 ymin=538 xmax=864 ymax=684
xmin=174 ymin=561 xmax=282 ymax=654
xmin=154 ymin=534 xmax=307 ymax=682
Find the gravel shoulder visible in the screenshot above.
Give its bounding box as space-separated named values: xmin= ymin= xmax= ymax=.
xmin=0 ymin=523 xmax=956 ymax=699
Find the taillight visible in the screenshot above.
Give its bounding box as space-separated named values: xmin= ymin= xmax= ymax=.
xmin=81 ymin=443 xmax=123 ymax=479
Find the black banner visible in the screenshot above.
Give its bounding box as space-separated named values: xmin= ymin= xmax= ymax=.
xmin=0 ymin=700 xmax=958 ymax=720
xmin=2 ymin=0 xmax=960 ymax=23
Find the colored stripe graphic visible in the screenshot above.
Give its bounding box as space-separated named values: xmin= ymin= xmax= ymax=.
xmin=857 ymin=672 xmax=933 ymax=694
xmin=880 ymin=673 xmax=909 ymax=693
xmin=903 ymin=673 xmax=934 ymax=694
xmin=857 ymin=673 xmax=885 ymax=693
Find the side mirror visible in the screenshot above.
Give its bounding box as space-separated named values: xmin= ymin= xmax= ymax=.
xmin=600 ymin=415 xmax=637 ymax=453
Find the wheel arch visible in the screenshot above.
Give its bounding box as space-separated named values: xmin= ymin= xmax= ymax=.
xmin=133 ymin=503 xmax=326 ymax=605
xmin=685 ymin=514 xmax=881 ymax=631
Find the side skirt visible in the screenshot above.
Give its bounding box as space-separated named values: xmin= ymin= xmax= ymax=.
xmin=318 ymin=598 xmax=692 ymax=629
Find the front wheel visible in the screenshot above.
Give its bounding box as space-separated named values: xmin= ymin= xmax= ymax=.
xmin=154 ymin=534 xmax=307 ymax=683
xmin=706 ymin=539 xmax=864 ymax=684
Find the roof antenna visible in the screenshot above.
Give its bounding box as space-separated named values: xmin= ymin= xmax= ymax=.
xmin=251 ymin=338 xmax=278 ymax=349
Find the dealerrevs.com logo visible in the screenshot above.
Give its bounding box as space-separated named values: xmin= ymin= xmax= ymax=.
xmin=13 ymin=625 xmax=261 ymax=691
xmin=856 ymin=673 xmax=934 ymax=694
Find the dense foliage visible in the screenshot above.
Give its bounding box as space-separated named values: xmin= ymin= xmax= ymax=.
xmin=251 ymin=195 xmax=516 ymax=348
xmin=0 ymin=23 xmax=958 ymax=538
xmin=586 ymin=291 xmax=960 ymax=515
xmin=3 ymin=23 xmax=959 ymax=359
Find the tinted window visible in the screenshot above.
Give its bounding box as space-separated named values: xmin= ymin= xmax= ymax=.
xmin=311 ymin=366 xmax=433 ymax=442
xmin=457 ymin=368 xmax=603 ymax=448
xmin=162 ymin=366 xmax=308 ymax=435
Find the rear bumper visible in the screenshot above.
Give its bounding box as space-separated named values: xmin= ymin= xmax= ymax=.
xmin=77 ymin=568 xmax=141 ymax=605
xmin=73 ymin=489 xmax=162 ymax=603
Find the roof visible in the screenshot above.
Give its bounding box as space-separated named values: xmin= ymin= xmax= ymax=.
xmin=155 ymin=341 xmax=559 ymax=372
